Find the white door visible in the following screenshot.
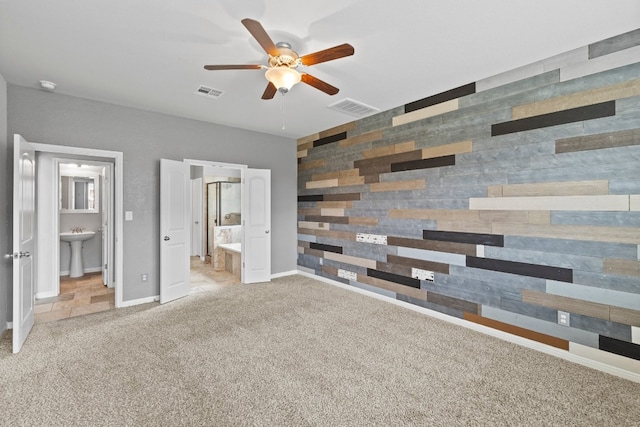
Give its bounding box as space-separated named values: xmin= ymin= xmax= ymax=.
xmin=190 ymin=178 xmax=203 ymax=257
xmin=160 ymin=159 xmax=190 ymax=304
xmin=11 ymin=135 xmax=36 ymax=353
xmin=242 ymin=169 xmax=271 ymax=283
xmin=101 ymin=168 xmax=110 ymax=286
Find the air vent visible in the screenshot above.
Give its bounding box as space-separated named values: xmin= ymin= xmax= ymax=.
xmin=328 ymin=98 xmax=379 ymax=117
xmin=194 ymin=85 xmax=224 ymax=99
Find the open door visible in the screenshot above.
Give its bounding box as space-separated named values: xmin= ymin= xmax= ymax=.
xmin=242 ymin=169 xmax=271 ymax=283
xmin=11 ymin=135 xmax=36 ymax=353
xmin=160 ymin=159 xmax=190 ymax=304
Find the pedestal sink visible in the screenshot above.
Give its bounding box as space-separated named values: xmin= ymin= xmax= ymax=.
xmin=60 ymin=231 xmax=95 ymax=278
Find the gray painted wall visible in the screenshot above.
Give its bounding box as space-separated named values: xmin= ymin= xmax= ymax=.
xmin=0 ymin=73 xmax=7 ymax=333
xmin=5 ymin=85 xmax=297 ymax=313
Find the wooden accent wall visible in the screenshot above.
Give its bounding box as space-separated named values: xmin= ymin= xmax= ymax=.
xmin=298 ymin=29 xmax=640 ymax=373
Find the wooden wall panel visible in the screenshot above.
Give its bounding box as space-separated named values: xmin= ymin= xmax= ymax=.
xmin=555 ymin=128 xmax=640 ymax=154
xmin=370 ymin=179 xmax=426 ymax=192
xmin=469 ymin=195 xmax=628 ymax=211
xmin=522 ymin=289 xmax=610 ymax=320
xmin=393 ymin=99 xmax=459 ymax=127
xmin=421 ymin=140 xmax=472 ymax=159
xmin=493 ymin=180 xmax=609 ymax=197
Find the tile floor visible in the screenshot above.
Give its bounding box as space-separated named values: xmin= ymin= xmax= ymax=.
xmin=34 ymin=257 xmax=239 ymax=324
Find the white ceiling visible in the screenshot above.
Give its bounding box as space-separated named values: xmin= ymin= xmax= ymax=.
xmin=0 ymin=1 xmax=638 ymax=139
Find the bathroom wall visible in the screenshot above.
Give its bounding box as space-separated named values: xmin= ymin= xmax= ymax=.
xmin=297 ymin=29 xmax=640 ymax=375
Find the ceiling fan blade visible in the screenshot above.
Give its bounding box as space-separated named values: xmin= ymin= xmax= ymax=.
xmin=301 ymin=73 xmax=339 ymax=96
xmin=261 ymin=82 xmax=277 ymax=100
xmin=299 ymin=43 xmax=354 ymax=66
xmin=204 ymin=64 xmax=262 ymax=70
xmin=241 ymin=18 xmax=279 ymax=57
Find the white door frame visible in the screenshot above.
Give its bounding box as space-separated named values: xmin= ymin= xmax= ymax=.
xmin=190 ymin=177 xmax=203 ymax=258
xmin=30 ymin=141 xmax=124 ymax=307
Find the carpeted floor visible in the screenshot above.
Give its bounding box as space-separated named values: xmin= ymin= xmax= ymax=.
xmin=1 ymin=275 xmax=639 ymax=426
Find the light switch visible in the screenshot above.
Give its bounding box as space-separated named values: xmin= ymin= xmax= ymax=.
xmin=125 ymin=211 xmax=133 ymax=221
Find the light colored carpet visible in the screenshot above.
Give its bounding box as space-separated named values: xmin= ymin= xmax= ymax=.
xmin=1 ymin=275 xmax=639 ymax=426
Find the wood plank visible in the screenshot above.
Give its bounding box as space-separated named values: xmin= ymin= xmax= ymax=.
xmin=305 ymin=215 xmax=349 ymax=225
xmin=306 ymin=178 xmax=339 ymax=189
xmin=298 ymin=159 xmax=325 ymax=171
xmin=349 ymin=217 xmax=378 ymax=226
xmin=297 ymin=221 xmax=330 ymax=230
xmin=487 ymin=185 xmax=503 ymax=197
xmin=338 ymin=176 xmax=366 ymax=186
xmin=324 ymin=252 xmax=377 ymax=269
xmin=319 ymin=122 xmax=355 ymax=139
xmin=556 ymin=128 xmax=640 ymax=154
xmin=491 ymin=223 xmax=640 ymax=245
xmin=469 ymin=195 xmax=628 ymax=211
xmin=297 ymin=134 xmax=318 ymax=146
xmin=498 ymin=180 xmax=609 ymax=197
xmin=610 ymin=307 xmax=640 ymax=327
xmin=464 ymin=313 xmax=570 ymax=350
xmin=512 ymin=78 xmax=640 ymax=120
xmin=297 ymin=208 xmax=321 ymax=216
xmin=311 ymin=170 xmax=341 ymax=181
xmin=436 ymin=220 xmax=493 ymax=234
xmin=522 ymin=289 xmax=610 ymax=320
xmin=321 ymin=264 xmax=339 ymax=277
xmin=387 ymin=236 xmax=477 ymax=256
xmin=422 ymin=140 xmax=473 ymax=159
xmin=297 ymin=228 xmax=356 ymax=241
xmin=320 ymin=208 xmax=345 ymax=217
xmin=386 ymin=254 xmax=450 ymax=274
xmin=370 ymin=179 xmax=426 ymax=192
xmin=375 ymin=262 xmax=413 ymax=278
xmin=362 ymin=141 xmax=416 ymax=159
xmin=304 ymin=247 xmax=324 ymax=258
xmin=317 ymin=201 xmax=352 ymax=209
xmin=428 ymin=292 xmax=479 ymax=315
xmin=297 ymin=150 xmax=308 ymax=159
xmin=393 ymin=99 xmax=459 ymax=127
xmin=338 ymin=129 xmax=383 ymax=148
xmin=405 ymin=83 xmax=476 ymax=113
xmin=358 ymin=274 xmax=428 ymax=301
xmin=527 ymin=211 xmax=552 ymax=225
xmin=631 ymin=195 xmax=640 ymax=211
xmin=603 ymin=258 xmax=640 ymax=277
xmin=297 ymin=141 xmax=314 ymax=152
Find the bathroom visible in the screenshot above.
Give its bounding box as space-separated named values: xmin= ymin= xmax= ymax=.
xmin=191 ymin=165 xmax=242 ymax=279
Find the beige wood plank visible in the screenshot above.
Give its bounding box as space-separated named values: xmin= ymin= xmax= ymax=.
xmin=358 ymin=274 xmax=428 ymax=301
xmin=478 ymin=210 xmax=530 ymax=223
xmin=297 ymin=208 xmax=321 ymax=216
xmin=603 ymin=258 xmax=640 ymax=278
xmin=370 ymin=179 xmax=426 ymax=192
xmin=610 ymin=307 xmax=640 ymax=327
xmin=297 ymin=228 xmax=356 ymax=241
xmin=338 ymin=176 xmax=366 ymax=186
xmin=320 ymin=208 xmax=345 ymax=217
xmin=306 ymin=178 xmax=339 ymax=189
xmin=312 ymin=171 xmax=341 ymax=181
xmin=363 ymin=141 xmax=416 ymax=159
xmin=338 ymin=129 xmax=383 ymax=148
xmin=297 ymin=141 xmax=314 ymax=152
xmin=527 ymin=211 xmax=552 ymax=225
xmin=317 ymin=201 xmax=353 ymax=209
xmin=556 ymin=128 xmax=640 ymax=154
xmin=297 ymin=241 xmax=310 ymax=249
xmin=321 ymin=264 xmax=339 ymax=277
xmin=349 ymin=217 xmax=378 ymax=226
xmin=298 ymin=159 xmax=325 ymax=171
xmin=522 ymin=289 xmax=610 ymax=320
xmin=324 ymin=252 xmax=377 ymax=269
xmin=499 ymin=180 xmax=609 ymax=197
xmin=487 ymin=185 xmax=503 ymax=197
xmin=631 ymin=195 xmax=640 ymax=211
xmin=319 ymin=121 xmax=356 ymax=138
xmin=513 ymin=78 xmax=640 ymax=120
xmin=422 ymin=140 xmax=473 ymax=159
xmin=304 ymin=248 xmax=325 ymax=258
xmin=491 ymin=222 xmax=640 ymax=245
xmin=340 ymin=169 xmax=361 ymax=178
xmin=297 ymin=150 xmax=308 ymax=159
xmin=392 ymin=99 xmax=459 ymax=127
xmin=297 ymin=134 xmax=318 ymax=146
xmin=388 ymin=208 xmax=480 ymax=222
xmin=297 ymin=246 xmax=304 ymax=254
xmin=297 ymin=221 xmax=330 ymax=230
xmin=469 ymin=195 xmax=629 ymax=211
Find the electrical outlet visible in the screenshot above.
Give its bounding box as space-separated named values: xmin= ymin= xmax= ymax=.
xmin=141 ymin=274 xmax=148 ymax=282
xmin=558 ymin=311 xmax=570 ymax=327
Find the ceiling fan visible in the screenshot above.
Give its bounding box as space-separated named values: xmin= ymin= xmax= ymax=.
xmin=204 ymin=18 xmax=355 ymax=100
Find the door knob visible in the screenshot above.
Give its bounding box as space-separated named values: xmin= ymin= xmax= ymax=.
xmin=19 ymin=251 xmax=31 ymax=258
xmin=164 ymin=236 xmax=170 ymax=241
xmin=3 ymin=253 xmax=15 ymax=260
xmin=265 ymin=230 xmax=270 ymax=234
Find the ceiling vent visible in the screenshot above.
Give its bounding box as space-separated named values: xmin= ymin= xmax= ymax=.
xmin=194 ymin=85 xmax=224 ymax=99
xmin=328 ymin=98 xmax=379 ymax=117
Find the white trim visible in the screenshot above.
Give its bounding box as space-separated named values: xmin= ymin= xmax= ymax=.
xmin=184 ymin=159 xmax=247 ymax=169
xmin=271 ymin=270 xmax=297 ymax=279
xmin=59 ymin=267 xmax=103 ymax=276
xmin=7 ymin=322 xmax=13 ymax=330
xmin=296 ymin=270 xmax=640 ymax=384
xmin=35 ymin=291 xmax=58 ymax=299
xmin=29 ymin=140 xmax=124 ymax=308
xmin=119 ymin=295 xmax=159 ymax=308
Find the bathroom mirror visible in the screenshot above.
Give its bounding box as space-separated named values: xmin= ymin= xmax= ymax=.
xmin=59 ymin=164 xmax=100 ymax=213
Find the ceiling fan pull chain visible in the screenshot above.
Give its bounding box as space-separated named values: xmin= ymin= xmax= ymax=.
xmin=281 ymin=93 xmax=286 ymax=130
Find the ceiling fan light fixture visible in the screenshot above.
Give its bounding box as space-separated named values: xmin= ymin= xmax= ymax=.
xmin=265 ymin=67 xmax=301 ymax=93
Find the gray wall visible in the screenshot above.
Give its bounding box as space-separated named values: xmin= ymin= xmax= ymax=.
xmin=0 ymin=73 xmax=7 ymax=333
xmin=6 ymin=85 xmax=297 ymax=310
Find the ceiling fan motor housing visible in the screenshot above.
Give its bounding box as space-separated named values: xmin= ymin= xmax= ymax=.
xmin=269 ymin=42 xmax=299 ymax=68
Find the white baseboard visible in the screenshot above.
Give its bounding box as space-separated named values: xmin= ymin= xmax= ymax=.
xmin=118 ymin=295 xmax=159 ymax=308
xmin=36 ymin=291 xmax=58 ymax=299
xmin=297 ymin=270 xmax=640 ymax=384
xmin=271 ymin=270 xmax=298 ymax=279
xmin=7 ymin=321 xmax=13 ymax=330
